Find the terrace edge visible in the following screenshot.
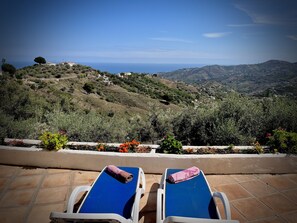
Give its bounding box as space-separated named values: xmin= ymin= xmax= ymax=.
xmin=0 ymin=145 xmax=296 ymax=174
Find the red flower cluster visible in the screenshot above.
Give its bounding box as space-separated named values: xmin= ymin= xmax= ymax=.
xmin=119 ymin=139 xmax=140 ymax=153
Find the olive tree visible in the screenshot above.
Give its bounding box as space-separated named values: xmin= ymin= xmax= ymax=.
xmin=34 ymin=56 xmax=46 ymax=65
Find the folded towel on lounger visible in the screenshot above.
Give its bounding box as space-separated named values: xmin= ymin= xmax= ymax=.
xmin=168 ymin=166 xmax=200 ymax=184
xmin=106 ymin=165 xmax=133 ymax=183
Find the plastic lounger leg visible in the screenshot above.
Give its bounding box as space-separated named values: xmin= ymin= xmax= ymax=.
xmin=157 ymin=188 xmax=165 ymax=223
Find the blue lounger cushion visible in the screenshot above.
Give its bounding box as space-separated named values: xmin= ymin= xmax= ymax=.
xmin=165 ymin=169 xmax=219 ymax=219
xmin=78 ymin=167 xmax=140 ymax=219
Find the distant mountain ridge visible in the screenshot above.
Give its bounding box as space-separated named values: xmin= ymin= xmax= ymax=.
xmin=159 ymin=60 xmax=297 ymax=96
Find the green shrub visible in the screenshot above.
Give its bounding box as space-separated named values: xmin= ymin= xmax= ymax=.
xmin=39 ymin=131 xmax=68 ymax=151
xmin=43 ymin=110 xmax=130 ymax=142
xmin=159 ymin=134 xmax=183 ymax=154
xmin=1 ymin=63 xmax=16 ymax=75
xmin=268 ymin=129 xmax=297 ymax=154
xmin=83 ymin=82 xmax=94 ymax=93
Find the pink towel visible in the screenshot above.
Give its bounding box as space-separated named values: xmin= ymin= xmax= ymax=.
xmin=168 ymin=166 xmax=200 ymax=183
xmin=106 ymin=165 xmax=133 ymax=183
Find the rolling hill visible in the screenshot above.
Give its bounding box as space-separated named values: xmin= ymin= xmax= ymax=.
xmin=159 ymin=60 xmax=297 ymax=97
xmin=2 ymin=63 xmax=202 ymax=118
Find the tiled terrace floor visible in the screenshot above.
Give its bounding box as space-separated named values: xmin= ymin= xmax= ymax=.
xmin=0 ymin=165 xmax=297 ymax=223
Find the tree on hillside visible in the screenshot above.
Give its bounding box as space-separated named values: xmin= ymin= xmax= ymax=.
xmin=34 ymin=56 xmax=46 ymax=65
xmin=83 ymin=82 xmax=95 ymax=94
xmin=1 ymin=63 xmax=16 ymax=75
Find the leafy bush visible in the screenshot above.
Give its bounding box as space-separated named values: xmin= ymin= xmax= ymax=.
xmin=268 ymin=129 xmax=297 ymax=154
xmin=1 ymin=63 xmax=16 ymax=75
xmin=159 ymin=134 xmax=183 ymax=154
xmin=83 ymin=82 xmax=95 ymax=93
xmin=39 ymin=131 xmax=68 ymax=151
xmin=43 ymin=110 xmax=130 ymax=142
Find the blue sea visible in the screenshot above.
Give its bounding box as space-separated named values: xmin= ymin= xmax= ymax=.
xmin=13 ymin=61 xmax=204 ymax=74
xmin=84 ymin=63 xmax=204 ymax=74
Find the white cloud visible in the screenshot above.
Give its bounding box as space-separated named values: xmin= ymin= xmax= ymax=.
xmin=234 ymin=2 xmax=297 ymax=26
xmin=287 ymin=35 xmax=297 ymax=41
xmin=227 ymin=23 xmax=259 ymax=28
xmin=150 ymin=37 xmax=193 ymax=43
xmin=203 ymin=32 xmax=231 ymax=38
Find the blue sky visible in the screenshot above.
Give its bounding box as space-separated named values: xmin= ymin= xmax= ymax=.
xmin=1 ymin=0 xmax=297 ymax=65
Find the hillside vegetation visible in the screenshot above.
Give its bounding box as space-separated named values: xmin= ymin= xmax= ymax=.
xmin=160 ymin=60 xmax=297 ymax=97
xmin=1 ymin=61 xmax=297 ymax=146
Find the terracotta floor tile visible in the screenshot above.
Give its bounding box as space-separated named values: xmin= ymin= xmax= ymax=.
xmin=18 ymin=167 xmax=45 ymax=176
xmin=216 ymin=200 xmax=247 ymax=222
xmin=0 ymin=177 xmax=9 ymax=191
xmin=0 ymin=206 xmax=28 ymax=223
xmin=214 ymin=183 xmax=252 ymax=201
xmin=240 ymin=180 xmax=277 ymax=197
xmin=282 ymin=189 xmax=297 ymax=204
xmin=230 ymin=205 xmax=247 ymax=223
xmin=27 ymin=203 xmax=65 ymax=223
xmin=260 ymin=175 xmax=297 ymax=191
xmin=41 ymin=172 xmax=71 ymax=188
xmin=8 ymin=175 xmax=42 ymax=190
xmin=256 ymin=174 xmax=272 ymax=179
xmin=46 ymin=168 xmax=71 ymax=174
xmin=144 ymin=174 xmax=159 ymax=193
xmin=139 ymin=211 xmax=156 ymax=223
xmin=0 ymin=188 xmax=35 ymax=207
xmin=140 ymin=192 xmax=157 ymax=212
xmin=281 ymin=211 xmax=297 ymax=223
xmin=0 ymin=165 xmax=18 ymax=177
xmin=232 ymin=175 xmax=257 ymax=183
xmin=283 ymin=174 xmax=297 ymax=184
xmin=153 ymin=174 xmax=162 ymax=183
xmin=248 ymin=216 xmax=287 ymax=223
xmin=232 ymin=198 xmax=274 ymax=221
xmin=35 ymin=187 xmax=69 ymax=204
xmin=205 ymin=175 xmax=237 ymax=187
xmin=260 ymin=193 xmax=297 ymax=214
xmin=73 ymin=171 xmax=99 ymax=185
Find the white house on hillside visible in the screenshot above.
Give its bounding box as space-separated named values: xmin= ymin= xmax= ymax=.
xmin=46 ymin=62 xmax=56 ymax=66
xmin=116 ymin=72 xmax=132 ymax=78
xmin=62 ymin=62 xmax=76 ymax=67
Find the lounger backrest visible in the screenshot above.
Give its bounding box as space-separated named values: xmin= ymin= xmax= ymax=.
xmin=165 ymin=169 xmax=219 ymax=219
xmin=78 ymin=167 xmax=140 ymax=219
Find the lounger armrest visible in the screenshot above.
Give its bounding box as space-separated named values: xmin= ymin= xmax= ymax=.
xmin=213 ymin=192 xmax=231 ymax=220
xmin=157 ymin=188 xmax=165 ymax=223
xmin=139 ymin=167 xmax=146 ymax=194
xmin=130 ymin=188 xmax=142 ymax=223
xmin=67 ymin=185 xmax=91 ymax=213
xmin=50 ymin=212 xmax=128 ymax=223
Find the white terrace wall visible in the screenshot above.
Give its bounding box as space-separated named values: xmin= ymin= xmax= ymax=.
xmin=0 ymin=146 xmax=296 ymax=174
